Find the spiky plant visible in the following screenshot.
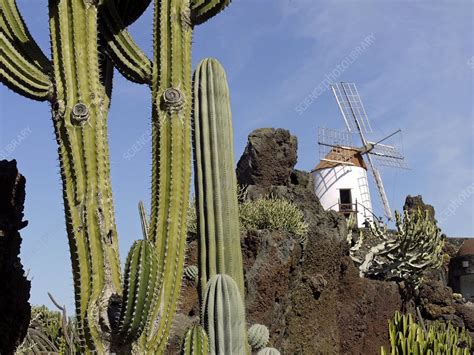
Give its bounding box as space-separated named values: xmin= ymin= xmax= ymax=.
xmin=180 ymin=324 xmax=209 ymax=355
xmin=380 ymin=312 xmax=472 ymax=355
xmin=257 ymin=348 xmax=281 ymax=355
xmin=202 ymin=274 xmax=247 ymax=355
xmin=248 ymin=324 xmax=270 ymax=350
xmin=351 ymin=209 xmax=445 ymax=287
xmin=1 ymin=0 xmax=232 ymax=352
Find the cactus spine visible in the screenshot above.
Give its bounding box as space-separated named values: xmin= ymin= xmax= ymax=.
xmin=116 ymin=240 xmax=159 ymax=344
xmin=192 ymin=58 xmax=245 ymax=299
xmin=202 ymin=274 xmax=247 ymax=355
xmin=181 ymin=325 xmax=209 ymax=355
xmin=1 ymin=0 xmax=233 ymax=353
xmin=248 ymin=324 xmax=269 ymax=350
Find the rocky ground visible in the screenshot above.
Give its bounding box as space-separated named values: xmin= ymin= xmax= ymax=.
xmin=168 ymin=128 xmax=474 ymax=354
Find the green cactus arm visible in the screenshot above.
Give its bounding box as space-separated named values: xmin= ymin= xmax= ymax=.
xmin=100 ymin=0 xmax=152 ymax=85
xmin=0 ymin=32 xmax=51 ymax=101
xmin=191 ymin=0 xmax=231 ymax=25
xmin=1 ymin=0 xmax=51 ymax=71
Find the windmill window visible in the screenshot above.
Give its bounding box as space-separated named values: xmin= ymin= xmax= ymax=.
xmin=339 ymin=189 xmax=352 ymax=205
xmin=339 ymin=189 xmax=353 ymax=215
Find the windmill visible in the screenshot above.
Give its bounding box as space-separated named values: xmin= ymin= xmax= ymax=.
xmin=312 ymin=82 xmax=407 ymax=227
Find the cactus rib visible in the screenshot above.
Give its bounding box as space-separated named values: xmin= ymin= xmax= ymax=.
xmin=181 ymin=325 xmax=209 ymax=355
xmin=193 ymin=58 xmax=245 ymax=299
xmin=190 ymin=0 xmax=231 ymax=25
xmin=100 ymin=0 xmax=152 ymax=85
xmin=1 ymin=0 xmax=51 ymax=71
xmin=202 ymin=274 xmax=247 ymax=355
xmin=0 ymin=32 xmax=51 ymax=101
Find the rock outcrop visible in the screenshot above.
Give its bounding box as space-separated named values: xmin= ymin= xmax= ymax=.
xmin=236 ymin=128 xmax=297 ymax=187
xmin=171 ymin=128 xmax=403 ymax=354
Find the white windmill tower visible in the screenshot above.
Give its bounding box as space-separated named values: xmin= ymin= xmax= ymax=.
xmin=312 ymin=82 xmax=408 ymax=228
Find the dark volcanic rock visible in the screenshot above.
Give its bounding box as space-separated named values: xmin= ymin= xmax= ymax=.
xmin=172 ymin=129 xmax=404 ymax=354
xmin=0 ymin=160 xmax=31 ymax=354
xmin=236 ymin=128 xmax=297 ymax=187
xmin=404 ymin=195 xmax=436 ymax=222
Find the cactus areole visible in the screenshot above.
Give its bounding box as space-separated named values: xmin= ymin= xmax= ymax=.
xmin=1 ymin=0 xmax=232 ymax=353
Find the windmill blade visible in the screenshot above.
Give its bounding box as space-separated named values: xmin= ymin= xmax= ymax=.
xmin=318 ymin=127 xmax=356 ymax=164
xmin=368 ymin=142 xmax=409 ymax=169
xmin=318 ymin=127 xmax=354 ymax=149
xmin=366 ymin=155 xmax=393 ymax=220
xmin=331 ymin=82 xmax=373 ymax=134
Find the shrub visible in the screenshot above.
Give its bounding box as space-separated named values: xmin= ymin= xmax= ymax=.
xmin=239 ymin=197 xmax=309 ymax=238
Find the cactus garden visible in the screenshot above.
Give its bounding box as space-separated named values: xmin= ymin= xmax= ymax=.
xmin=1 ymin=1 xmax=473 ymax=354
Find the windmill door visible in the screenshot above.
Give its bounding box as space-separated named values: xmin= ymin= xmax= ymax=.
xmin=339 ymin=189 xmax=353 ymax=217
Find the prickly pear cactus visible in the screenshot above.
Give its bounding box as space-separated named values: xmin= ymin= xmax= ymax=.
xmin=248 ymin=324 xmax=269 ymax=351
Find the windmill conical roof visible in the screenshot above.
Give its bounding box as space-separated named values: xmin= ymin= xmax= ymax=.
xmin=457 ymin=238 xmax=474 ymax=256
xmin=312 ymin=147 xmax=367 ymax=172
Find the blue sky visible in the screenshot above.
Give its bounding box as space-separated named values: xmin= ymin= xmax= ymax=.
xmin=1 ymin=0 xmax=473 ymax=310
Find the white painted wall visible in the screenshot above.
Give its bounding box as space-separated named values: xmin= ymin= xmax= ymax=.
xmin=313 ymin=165 xmax=374 ymax=228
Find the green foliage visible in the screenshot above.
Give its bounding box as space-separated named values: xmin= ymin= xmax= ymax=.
xmin=202 ymin=274 xmax=247 ymax=355
xmin=248 ymin=324 xmax=270 ymax=350
xmin=239 ymin=196 xmax=309 ymax=238
xmin=381 ymin=312 xmax=472 ymax=355
xmin=181 ymin=325 xmax=209 ymax=355
xmin=16 ymin=305 xmax=79 ymax=355
xmin=352 ymin=209 xmax=445 ymax=287
xmin=187 ymin=194 xmax=309 ymax=239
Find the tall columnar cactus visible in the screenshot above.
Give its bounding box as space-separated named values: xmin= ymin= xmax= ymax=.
xmin=1 ymin=0 xmax=232 ymax=353
xmin=351 ymin=209 xmax=445 ymax=287
xmin=192 ymin=58 xmax=245 ymax=299
xmin=181 ymin=324 xmax=209 ymax=355
xmin=202 ymin=274 xmax=247 ymax=354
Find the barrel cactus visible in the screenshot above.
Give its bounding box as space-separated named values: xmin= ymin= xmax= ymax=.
xmin=248 ymin=324 xmax=269 ymax=350
xmin=1 ymin=0 xmax=234 ymax=352
xmin=257 ymin=347 xmax=281 ymax=355
xmin=202 ymin=274 xmax=247 ymax=355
